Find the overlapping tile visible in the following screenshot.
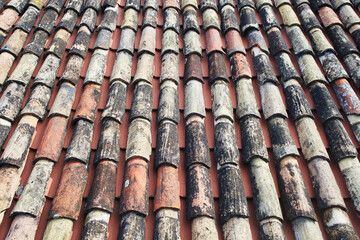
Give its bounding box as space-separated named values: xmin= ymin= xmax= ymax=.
xmin=182 ymin=0 xmax=219 ymax=238
xmin=42 ymin=3 xmax=118 ymax=239
xmin=278 ymin=0 xmax=360 ymax=221
xmin=2 ymin=0 xmax=99 ymax=238
xmin=241 ymin=1 xmax=326 ymax=238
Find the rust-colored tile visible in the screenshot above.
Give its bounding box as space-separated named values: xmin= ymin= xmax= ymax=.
xmin=119 ymin=158 xmax=149 ymax=215
xmin=205 ymin=28 xmax=225 ymax=55
xmin=318 ymin=6 xmax=343 ymax=28
xmin=154 ymin=165 xmax=180 ymax=211
xmin=48 ymin=162 xmax=88 ymax=220
xmin=332 ymin=78 xmax=360 ymax=115
xmin=34 ymin=116 xmax=68 ymax=163
xmin=163 ymin=0 xmax=180 ymax=10
xmin=85 ymin=160 xmax=117 ymax=213
xmin=73 ymin=83 xmax=101 ymax=123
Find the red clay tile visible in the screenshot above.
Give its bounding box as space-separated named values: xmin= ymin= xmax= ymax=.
xmin=73 ymin=83 xmax=101 ymax=123
xmin=154 ymin=165 xmax=180 ymax=211
xmin=34 ymin=116 xmax=68 ymax=163
xmin=85 ymin=160 xmax=117 ymax=213
xmin=205 ymin=28 xmax=225 ymax=55
xmin=225 ymin=29 xmax=246 ymax=57
xmin=230 ymin=52 xmax=252 ymax=80
xmin=48 ymin=162 xmax=88 ymax=220
xmin=163 ymin=0 xmax=180 ymax=10
xmin=318 ymin=6 xmax=343 ymax=28
xmin=332 ymin=78 xmax=360 ymax=115
xmin=119 ymin=158 xmax=149 ymax=215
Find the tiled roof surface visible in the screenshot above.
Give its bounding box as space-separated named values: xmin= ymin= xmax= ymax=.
xmin=0 ymin=0 xmax=359 ymax=239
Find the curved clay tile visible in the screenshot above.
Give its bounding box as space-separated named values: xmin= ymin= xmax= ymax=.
xmin=277 ymin=0 xmax=360 ymax=220
xmin=273 ymin=0 xmax=359 ymax=237
xmin=239 ymin=1 xmax=325 ymax=238
xmin=117 ymin=0 xmax=157 ymax=238
xmin=152 ymin=1 xmax=181 ymax=237
xmin=182 ymin=1 xmax=218 ymax=238
xmin=200 ymin=1 xmax=251 ymax=236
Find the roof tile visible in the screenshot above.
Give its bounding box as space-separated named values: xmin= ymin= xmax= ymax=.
xmin=258 ymin=5 xmax=281 ymax=32
xmin=154 ymin=122 xmax=180 ymax=168
xmin=125 ymin=118 xmax=152 ymax=161
xmin=48 ymin=162 xmax=88 ymax=220
xmin=118 ymin=212 xmax=146 ymax=238
xmin=73 ymin=83 xmax=101 ymax=123
xmin=23 ymin=29 xmax=49 ymax=57
xmin=45 ymin=0 xmax=67 ymax=14
xmin=98 ymin=6 xmax=118 ymax=32
xmin=240 ymin=7 xmax=260 ymax=35
xmin=208 ymin=52 xmax=229 ymax=84
xmin=56 ymin=9 xmax=78 ymax=33
xmin=235 ymin=78 xmax=259 ymax=119
xmin=240 ymin=116 xmax=269 ymax=163
xmin=186 ymin=164 xmax=215 ymax=219
xmin=205 ymin=28 xmax=225 ymax=55
xmin=6 ymin=0 xmax=28 ymax=14
xmin=183 ymin=30 xmax=202 ymax=56
xmin=58 ymin=55 xmax=84 ymax=86
xmin=154 ymin=165 xmax=180 ymax=210
xmin=1 ymin=29 xmax=28 ymax=57
xmin=64 ymin=119 xmax=94 ymax=164
xmin=184 ymin=81 xmax=206 ymax=119
xmin=85 ymin=161 xmax=117 ymax=213
xmin=225 ymin=30 xmax=246 ymax=56
xmin=163 ymin=8 xmax=180 ymax=33
xmin=83 ymin=49 xmax=108 ymax=85
xmin=20 ymin=84 xmax=51 ymax=120
xmin=160 ymin=52 xmax=180 ymax=84
xmin=324 ymin=119 xmax=358 ymax=161
xmin=84 ymin=0 xmax=102 ymax=13
xmin=0 ymin=83 xmax=27 ymax=122
xmin=11 ymin=160 xmax=53 ymax=217
xmin=277 ymin=156 xmax=316 ymax=220
xmin=218 ymin=164 xmax=248 ymax=224
xmin=34 ymin=116 xmax=68 ymax=162
xmin=214 ymin=122 xmax=239 ymax=166
xmin=129 ymin=83 xmax=153 ymax=122
xmin=161 ymin=29 xmax=179 ymax=55
xmin=309 ymin=82 xmax=343 ymax=123
xmin=296 ymin=3 xmax=322 ymax=32
xmin=157 ymin=84 xmax=180 ymax=123
xmin=79 ymin=8 xmax=98 ymax=32
xmin=260 ymin=83 xmax=288 ymax=120
xmin=65 ymin=0 xmax=83 ymax=14
xmin=133 ymin=53 xmax=155 ymax=84
xmin=14 ymin=6 xmax=40 ymax=33
xmin=33 ymin=54 xmax=61 ymax=88
xmin=284 ymin=81 xmax=314 ymax=121
xmin=125 ymin=0 xmax=141 ymax=12
xmin=185 ymin=120 xmax=211 ymax=168
xmin=119 ymin=158 xmax=149 ymax=215
xmin=0 ymin=116 xmax=37 ymax=168
xmin=110 ymin=51 xmax=133 ymax=84
xmin=274 ymin=53 xmax=301 ymax=82
xmin=267 ymin=117 xmax=300 ymax=162
xmin=0 ymin=8 xmax=19 ymax=32
xmin=102 ymin=81 xmax=128 ymax=123
xmin=142 ymin=8 xmax=158 ymax=28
